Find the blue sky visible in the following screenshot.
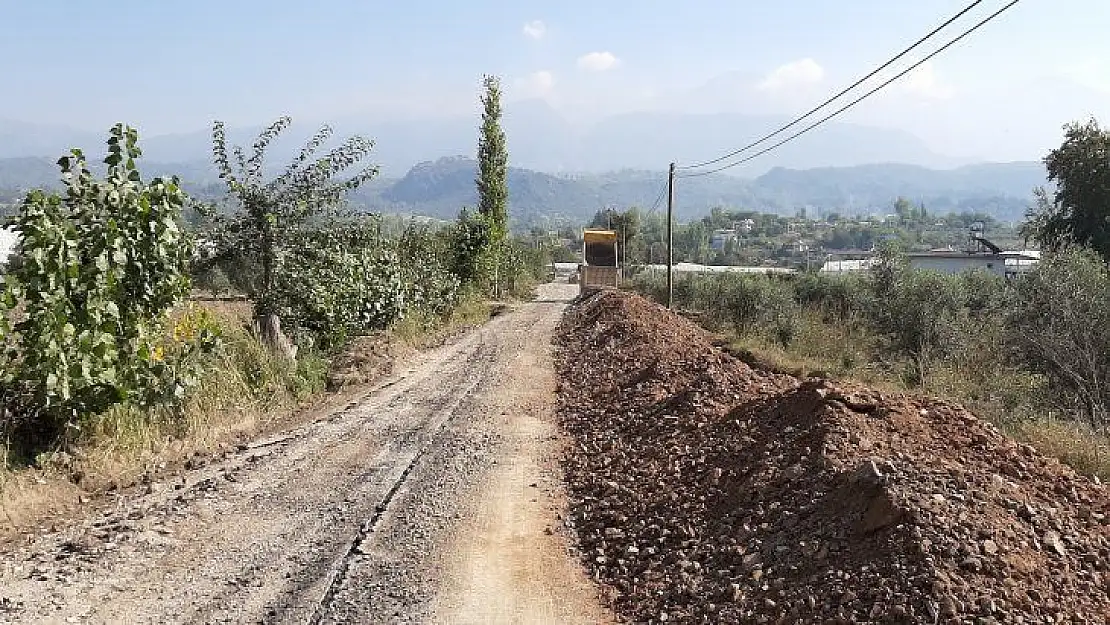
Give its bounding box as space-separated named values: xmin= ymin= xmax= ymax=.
xmin=2 ymin=0 xmax=1108 ymax=160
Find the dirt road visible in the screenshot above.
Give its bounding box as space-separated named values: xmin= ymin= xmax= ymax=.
xmin=0 ymin=283 xmax=608 ymax=624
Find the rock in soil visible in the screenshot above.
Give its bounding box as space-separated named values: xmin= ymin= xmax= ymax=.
xmin=555 ymin=289 xmax=1110 ymax=624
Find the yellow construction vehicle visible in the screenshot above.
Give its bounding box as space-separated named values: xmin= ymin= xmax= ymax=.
xmin=578 ymin=229 xmax=620 ymax=295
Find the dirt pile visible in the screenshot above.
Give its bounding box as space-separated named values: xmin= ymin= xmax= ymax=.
xmin=555 ymin=290 xmax=1110 ymax=624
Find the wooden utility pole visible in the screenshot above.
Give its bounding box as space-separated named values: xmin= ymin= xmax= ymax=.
xmin=666 ymin=162 xmax=675 ymax=309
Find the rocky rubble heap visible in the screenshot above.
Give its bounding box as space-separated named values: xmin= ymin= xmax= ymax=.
xmin=555 ymin=290 xmax=1110 ymax=624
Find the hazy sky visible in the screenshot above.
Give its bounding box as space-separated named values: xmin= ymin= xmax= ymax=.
xmin=2 ymin=0 xmax=1109 ymax=162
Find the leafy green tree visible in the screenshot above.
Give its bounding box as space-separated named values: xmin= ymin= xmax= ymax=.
xmin=452 ymin=75 xmax=514 ymax=295
xmin=207 ymin=116 xmax=378 ymax=310
xmin=265 ymin=223 xmax=406 ymax=350
xmin=1022 ymin=118 xmax=1110 ymax=261
xmin=1 ymin=126 xmax=212 ymax=441
xmin=894 ymin=196 xmax=915 ymax=221
xmin=476 ymin=75 xmax=509 ymax=241
xmin=451 ymin=207 xmax=494 ymax=284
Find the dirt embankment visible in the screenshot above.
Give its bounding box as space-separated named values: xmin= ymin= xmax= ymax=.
xmin=555 ymin=290 xmax=1110 ymax=623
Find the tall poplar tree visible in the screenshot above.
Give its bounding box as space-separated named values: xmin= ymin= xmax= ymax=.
xmin=476 ymin=74 xmax=508 ymax=241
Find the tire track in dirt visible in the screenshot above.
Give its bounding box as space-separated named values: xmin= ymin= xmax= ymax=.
xmin=0 ymin=283 xmax=605 ymax=625
xmin=427 ymin=314 xmax=615 ymax=625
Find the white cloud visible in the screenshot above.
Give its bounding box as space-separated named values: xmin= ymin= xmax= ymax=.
xmin=577 ymin=51 xmax=621 ymax=72
xmin=522 ymin=20 xmax=546 ymax=40
xmin=901 ymin=61 xmax=955 ymax=99
xmin=757 ymin=58 xmax=825 ymax=92
xmin=515 ymin=70 xmax=556 ymax=98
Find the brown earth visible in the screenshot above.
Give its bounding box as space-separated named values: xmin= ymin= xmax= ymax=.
xmin=429 ymin=309 xmax=614 ymax=624
xmin=555 ymin=289 xmax=1110 ymax=624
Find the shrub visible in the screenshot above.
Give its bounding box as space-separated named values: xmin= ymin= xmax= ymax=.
xmin=1006 ymin=250 xmax=1110 ymax=427
xmin=793 ymin=272 xmax=870 ymax=324
xmin=867 ymin=267 xmax=967 ymax=386
xmin=396 ymin=223 xmax=461 ymax=319
xmin=450 ymin=208 xmax=494 ymax=287
xmin=764 ymin=283 xmax=802 ymax=348
xmin=264 ymin=225 xmax=407 ymax=351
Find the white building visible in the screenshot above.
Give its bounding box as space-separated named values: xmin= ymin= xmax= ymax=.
xmin=820 ymin=258 xmax=873 ymax=273
xmin=641 ymin=263 xmax=796 ymax=275
xmin=906 ymin=250 xmax=1039 ymax=278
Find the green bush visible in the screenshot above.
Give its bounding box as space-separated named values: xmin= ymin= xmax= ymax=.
xmin=264 ymin=225 xmax=407 ymax=351
xmin=793 ymin=271 xmax=870 ymax=324
xmin=1006 ymin=250 xmax=1110 ymax=426
xmin=866 ymin=265 xmax=968 ymax=386
xmin=396 ymin=223 xmax=461 ymax=319
xmin=257 ymin=219 xmax=465 ymax=351
xmin=451 ymin=208 xmax=494 ymax=286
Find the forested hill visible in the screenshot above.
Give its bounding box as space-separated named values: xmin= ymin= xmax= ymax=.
xmin=354 ymin=157 xmax=1046 ymax=223
xmin=1 ymin=155 xmax=1045 ymax=224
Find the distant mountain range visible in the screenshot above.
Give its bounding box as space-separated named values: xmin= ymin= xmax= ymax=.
xmin=2 ymin=101 xmax=967 ymax=176
xmin=0 ymin=153 xmax=1046 ymax=225
xmin=358 ymin=157 xmax=1046 ymax=224
xmin=0 ymin=104 xmax=1049 ymax=225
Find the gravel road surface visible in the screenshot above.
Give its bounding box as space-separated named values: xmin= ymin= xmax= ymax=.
xmin=0 ymin=282 xmax=606 ymax=625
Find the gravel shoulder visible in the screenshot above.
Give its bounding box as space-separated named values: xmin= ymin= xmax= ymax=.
xmin=0 ymin=282 xmax=603 ymax=625
xmin=428 ymin=309 xmax=614 ymax=625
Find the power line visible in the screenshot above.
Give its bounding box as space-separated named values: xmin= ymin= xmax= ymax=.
xmin=646 ymin=177 xmax=669 ymax=214
xmin=678 ymin=0 xmax=1021 ymax=179
xmin=676 ymin=0 xmax=987 ymax=172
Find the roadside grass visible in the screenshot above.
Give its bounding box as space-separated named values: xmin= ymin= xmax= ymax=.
xmin=0 ymin=292 xmax=495 ymax=542
xmin=1009 ymin=418 xmax=1110 ymax=481
xmin=390 ymin=292 xmax=492 ymax=350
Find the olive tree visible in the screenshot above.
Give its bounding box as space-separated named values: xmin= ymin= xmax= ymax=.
xmin=1007 ymin=250 xmax=1110 ymax=426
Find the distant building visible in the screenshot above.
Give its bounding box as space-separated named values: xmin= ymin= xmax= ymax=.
xmin=907 ymin=233 xmax=1040 ymax=278
xmin=907 ymin=250 xmax=1039 ymax=278
xmin=820 ymin=258 xmax=873 ymax=273
xmin=641 ymin=263 xmax=796 ymax=275
xmin=711 ymin=229 xmax=739 ymax=251
xmin=820 ymin=248 xmax=875 ymax=274
xmin=820 ymin=234 xmax=1041 ymax=278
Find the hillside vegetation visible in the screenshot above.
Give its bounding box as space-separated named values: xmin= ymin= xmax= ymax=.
xmin=2 ymin=155 xmax=1044 ymax=225
xmin=345 ymin=158 xmax=1042 ymax=223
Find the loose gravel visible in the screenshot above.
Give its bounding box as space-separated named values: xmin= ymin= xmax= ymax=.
xmin=556 ymin=289 xmax=1110 ymax=624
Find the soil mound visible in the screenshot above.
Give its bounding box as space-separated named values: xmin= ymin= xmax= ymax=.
xmin=555 ymin=290 xmax=1110 ymax=623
